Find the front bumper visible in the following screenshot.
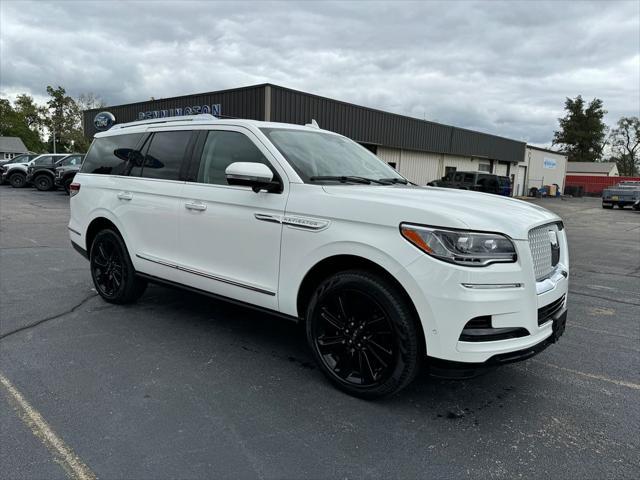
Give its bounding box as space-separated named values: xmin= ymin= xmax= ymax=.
xmin=427 ymin=309 xmax=567 ymax=377
xmin=397 ymin=235 xmax=569 ymax=364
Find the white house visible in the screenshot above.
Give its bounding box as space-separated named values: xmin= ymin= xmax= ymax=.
xmin=566 ymin=162 xmax=619 ymax=177
xmin=0 ymin=136 xmax=29 ymax=160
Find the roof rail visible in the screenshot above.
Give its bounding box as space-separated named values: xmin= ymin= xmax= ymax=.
xmin=110 ymin=113 xmax=217 ymax=130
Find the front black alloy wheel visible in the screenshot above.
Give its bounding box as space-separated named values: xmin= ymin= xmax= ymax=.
xmin=34 ymin=174 xmax=53 ymax=191
xmin=90 ymin=229 xmax=147 ymax=304
xmin=9 ymin=173 xmax=26 ymax=188
xmin=306 ymin=270 xmax=421 ymax=399
xmin=63 ymin=178 xmax=72 ymax=195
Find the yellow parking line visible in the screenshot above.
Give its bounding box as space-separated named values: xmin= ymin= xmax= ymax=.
xmin=0 ymin=372 xmax=96 ymax=480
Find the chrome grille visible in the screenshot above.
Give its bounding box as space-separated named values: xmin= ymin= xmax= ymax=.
xmin=528 ymin=223 xmax=559 ymax=281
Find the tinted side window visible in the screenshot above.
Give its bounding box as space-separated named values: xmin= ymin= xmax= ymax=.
xmin=453 ymin=172 xmax=464 ymax=182
xmin=81 ymin=133 xmax=144 ymax=175
xmin=463 ymin=173 xmax=475 ymax=183
xmin=197 ymin=131 xmax=269 ymax=185
xmin=34 ymin=156 xmax=53 ymax=166
xmin=67 ymin=156 xmax=82 ymax=166
xmin=137 ymin=131 xmax=191 ymax=181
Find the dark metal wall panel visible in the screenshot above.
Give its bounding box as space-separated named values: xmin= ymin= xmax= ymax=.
xmin=449 ymin=127 xmax=525 ymax=163
xmin=83 ymin=85 xmax=265 ymax=138
xmin=269 ymin=86 xmax=452 ymax=154
xmin=269 ymin=85 xmax=524 ymax=162
xmin=83 ymin=83 xmax=525 ymax=163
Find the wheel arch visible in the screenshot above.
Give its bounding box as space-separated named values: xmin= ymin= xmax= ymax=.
xmin=85 ymin=216 xmax=123 ymax=256
xmin=33 ymin=169 xmax=55 ymax=178
xmin=8 ymin=169 xmax=26 ymax=178
xmin=295 ymin=254 xmax=426 ymax=353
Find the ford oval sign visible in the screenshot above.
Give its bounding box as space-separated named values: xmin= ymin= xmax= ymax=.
xmin=94 ymin=111 xmax=116 ymax=131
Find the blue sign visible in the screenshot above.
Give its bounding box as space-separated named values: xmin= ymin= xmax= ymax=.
xmin=94 ymin=111 xmax=116 ymax=131
xmin=543 ymin=158 xmax=557 ymax=169
xmin=138 ymin=104 xmax=221 ymax=120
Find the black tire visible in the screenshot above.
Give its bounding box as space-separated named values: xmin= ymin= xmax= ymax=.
xmin=34 ymin=174 xmax=54 ymax=191
xmin=9 ymin=172 xmax=27 ymax=188
xmin=63 ymin=178 xmax=72 ymax=195
xmin=90 ymin=229 xmax=147 ymax=304
xmin=305 ymin=270 xmax=421 ymax=399
xmin=602 ymin=204 xmax=613 ymax=209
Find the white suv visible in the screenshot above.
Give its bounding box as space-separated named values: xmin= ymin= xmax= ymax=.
xmin=70 ymin=114 xmax=569 ymax=398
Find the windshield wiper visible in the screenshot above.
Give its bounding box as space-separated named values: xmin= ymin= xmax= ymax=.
xmin=309 ymin=175 xmax=382 ymax=185
xmin=378 ymin=177 xmax=408 ymax=185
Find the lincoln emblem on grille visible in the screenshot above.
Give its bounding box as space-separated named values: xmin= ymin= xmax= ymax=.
xmin=548 ymin=229 xmax=560 ymax=266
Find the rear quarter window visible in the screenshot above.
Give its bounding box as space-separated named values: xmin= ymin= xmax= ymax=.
xmin=81 ymin=133 xmax=144 ymax=175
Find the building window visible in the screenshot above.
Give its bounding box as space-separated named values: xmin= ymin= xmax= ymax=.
xmin=388 ymin=162 xmax=397 ymax=169
xmin=444 ymin=166 xmax=456 ymax=177
xmin=478 ymin=162 xmax=491 ymax=172
xmin=360 ymin=143 xmax=378 ymax=154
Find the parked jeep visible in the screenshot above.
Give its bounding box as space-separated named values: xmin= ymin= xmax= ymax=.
xmin=54 ymin=154 xmax=85 ymax=193
xmin=25 ymin=154 xmax=79 ymax=191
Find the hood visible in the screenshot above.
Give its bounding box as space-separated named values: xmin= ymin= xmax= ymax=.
xmin=321 ymin=185 xmax=561 ymax=240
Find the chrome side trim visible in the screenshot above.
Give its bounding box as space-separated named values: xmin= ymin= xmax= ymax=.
xmin=282 ymin=215 xmax=330 ymax=231
xmin=254 ymin=213 xmax=282 ymax=224
xmin=67 ymin=226 xmax=81 ymax=236
xmin=253 ymin=213 xmax=330 ymax=231
xmin=136 ymin=253 xmax=275 ymax=296
xmin=462 ymin=283 xmax=523 ymax=289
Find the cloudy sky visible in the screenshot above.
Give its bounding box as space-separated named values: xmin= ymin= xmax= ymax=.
xmin=1 ymin=0 xmax=638 ymax=145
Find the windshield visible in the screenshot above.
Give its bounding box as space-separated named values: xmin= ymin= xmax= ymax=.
xmin=261 ymin=128 xmax=404 ymax=184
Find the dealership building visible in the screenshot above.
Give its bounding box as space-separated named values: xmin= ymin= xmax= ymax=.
xmin=83 ymin=83 xmax=563 ymax=192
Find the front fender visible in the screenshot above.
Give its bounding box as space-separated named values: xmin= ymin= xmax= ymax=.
xmin=278 ymin=236 xmax=421 ymax=317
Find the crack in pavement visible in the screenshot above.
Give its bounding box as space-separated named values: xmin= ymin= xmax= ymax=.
xmin=0 ymin=293 xmax=99 ymax=341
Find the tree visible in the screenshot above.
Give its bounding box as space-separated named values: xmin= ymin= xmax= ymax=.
xmin=14 ymin=94 xmax=46 ymax=130
xmin=77 ymin=92 xmax=106 ymax=112
xmin=44 ymin=86 xmax=81 ymax=153
xmin=74 ymin=93 xmax=106 ymax=151
xmin=609 ymin=116 xmax=640 ymax=176
xmin=0 ymin=97 xmax=45 ymax=152
xmin=552 ymin=95 xmax=608 ymax=162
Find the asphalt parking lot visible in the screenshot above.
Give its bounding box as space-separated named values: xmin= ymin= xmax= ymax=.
xmin=1 ymin=186 xmax=639 ymax=480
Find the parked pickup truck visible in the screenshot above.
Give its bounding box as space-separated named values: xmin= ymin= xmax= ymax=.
xmin=427 ymin=171 xmax=512 ymax=196
xmin=602 ymin=182 xmax=640 ymax=209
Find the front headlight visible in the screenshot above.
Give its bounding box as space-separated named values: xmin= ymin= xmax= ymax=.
xmin=400 ymin=223 xmax=517 ymax=266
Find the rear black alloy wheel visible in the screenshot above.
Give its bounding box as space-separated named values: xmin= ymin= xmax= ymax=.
xmin=9 ymin=173 xmax=26 ymax=188
xmin=306 ymin=271 xmax=421 ymax=399
xmin=90 ymin=229 xmax=147 ymax=304
xmin=34 ymin=174 xmax=53 ymax=191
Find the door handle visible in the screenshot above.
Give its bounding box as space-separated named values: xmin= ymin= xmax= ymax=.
xmin=185 ymin=201 xmax=207 ymax=211
xmin=117 ymin=191 xmax=133 ymax=201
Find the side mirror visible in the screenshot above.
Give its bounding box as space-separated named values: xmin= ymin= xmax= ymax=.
xmin=225 ymin=162 xmax=279 ymax=193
